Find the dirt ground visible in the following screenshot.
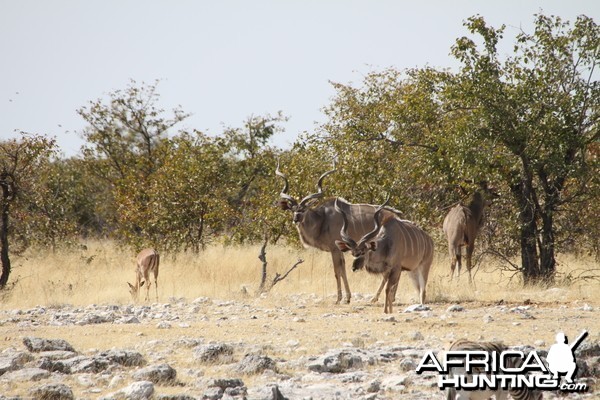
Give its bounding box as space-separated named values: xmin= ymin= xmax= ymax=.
xmin=0 ymin=292 xmax=598 ymax=399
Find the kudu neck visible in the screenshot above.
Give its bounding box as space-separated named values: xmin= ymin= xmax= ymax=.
xmin=468 ymin=192 xmax=485 ymax=216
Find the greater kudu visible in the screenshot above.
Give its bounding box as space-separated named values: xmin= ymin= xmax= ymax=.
xmin=442 ymin=191 xmax=488 ymax=284
xmin=127 ymin=248 xmax=160 ymax=302
xmin=276 ymin=162 xmax=391 ymax=304
xmin=334 ymin=198 xmax=435 ymax=313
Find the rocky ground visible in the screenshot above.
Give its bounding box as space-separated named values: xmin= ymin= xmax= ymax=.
xmin=0 ymin=293 xmax=598 ymax=399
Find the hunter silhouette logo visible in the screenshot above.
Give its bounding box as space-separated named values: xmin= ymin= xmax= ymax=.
xmin=415 ymin=330 xmax=589 ymax=393
xmin=546 ymin=330 xmax=587 ymax=384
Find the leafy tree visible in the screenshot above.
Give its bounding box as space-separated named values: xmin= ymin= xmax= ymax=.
xmin=146 ymin=132 xmax=232 ymax=252
xmin=312 ymin=14 xmax=599 ymax=284
xmin=442 ymin=14 xmax=599 ymax=283
xmin=0 ymin=133 xmax=56 ymax=288
xmin=224 ymin=113 xmax=291 ymax=244
xmin=77 ymin=80 xmax=189 ymax=247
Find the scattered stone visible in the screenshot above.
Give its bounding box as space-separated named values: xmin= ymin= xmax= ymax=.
xmin=403 ymin=304 xmax=431 ymax=313
xmin=23 ymin=337 xmax=75 ymax=353
xmin=0 ymin=351 xmax=33 ymax=376
xmin=194 ymin=343 xmax=234 ymax=363
xmin=409 ymin=331 xmax=424 ymax=341
xmin=132 ymin=363 xmax=177 ymax=384
xmin=446 ymin=304 xmax=464 ymax=312
xmin=202 ymin=386 xmax=223 ymax=400
xmin=29 ymin=383 xmax=74 ymax=400
xmin=156 ymin=321 xmax=172 ymax=329
xmin=483 ymin=314 xmax=494 ymax=323
xmin=398 ymin=358 xmax=417 ymax=372
xmin=236 ymin=353 xmax=277 ymax=375
xmin=1 ymin=367 xmax=50 ymax=382
xmin=210 ymin=378 xmax=245 ymax=389
xmin=105 ymin=380 xmax=154 ymax=400
xmin=268 ymin=384 xmax=288 ymax=400
xmin=307 ymin=349 xmax=372 ymax=373
xmin=100 ymin=349 xmax=146 ymax=367
xmin=366 ymin=379 xmax=381 ymax=393
xmin=381 ymin=375 xmax=408 ymax=391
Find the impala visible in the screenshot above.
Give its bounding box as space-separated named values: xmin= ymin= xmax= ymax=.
xmin=127 ymin=248 xmax=160 ymax=302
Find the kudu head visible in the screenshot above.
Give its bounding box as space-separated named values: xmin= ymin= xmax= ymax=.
xmin=334 ymin=196 xmax=390 ymax=272
xmin=276 ymin=160 xmax=336 ymax=224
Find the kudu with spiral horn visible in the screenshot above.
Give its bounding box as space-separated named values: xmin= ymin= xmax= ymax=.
xmin=335 ymin=197 xmax=434 ymax=313
xmin=276 ymin=161 xmax=392 ymax=304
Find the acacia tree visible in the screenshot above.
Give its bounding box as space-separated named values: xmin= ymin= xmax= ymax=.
xmin=0 ymin=134 xmax=55 ymax=288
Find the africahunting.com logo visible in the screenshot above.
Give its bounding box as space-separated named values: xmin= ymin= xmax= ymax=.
xmin=416 ymin=330 xmax=589 ymax=394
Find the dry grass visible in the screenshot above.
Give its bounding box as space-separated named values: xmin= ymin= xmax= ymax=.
xmin=0 ymin=241 xmax=598 ymax=397
xmin=1 ymin=241 xmax=598 ymax=309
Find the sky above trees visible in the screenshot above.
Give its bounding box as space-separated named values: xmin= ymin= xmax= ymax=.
xmin=1 ymin=0 xmax=598 ymax=156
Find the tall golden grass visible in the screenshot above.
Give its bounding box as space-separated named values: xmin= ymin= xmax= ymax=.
xmin=1 ymin=240 xmax=598 ymax=309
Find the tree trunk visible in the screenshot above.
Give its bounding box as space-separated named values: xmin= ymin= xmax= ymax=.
xmin=0 ymin=194 xmax=11 ymax=288
xmin=510 ymin=170 xmax=540 ymax=285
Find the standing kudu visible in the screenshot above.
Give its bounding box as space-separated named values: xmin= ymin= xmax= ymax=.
xmin=334 ymin=198 xmax=434 ymax=314
xmin=276 ymin=162 xmax=392 ymax=304
xmin=443 ymin=190 xmax=490 ymax=284
xmin=127 ymin=248 xmax=160 ymax=302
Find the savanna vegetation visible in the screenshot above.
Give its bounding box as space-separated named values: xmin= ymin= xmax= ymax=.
xmin=1 ymin=14 xmax=598 ymax=292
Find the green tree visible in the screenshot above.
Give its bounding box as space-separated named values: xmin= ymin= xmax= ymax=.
xmin=77 ymin=80 xmax=189 ymax=246
xmin=147 ymin=132 xmax=232 ymax=252
xmin=443 ymin=14 xmax=599 ymax=283
xmin=0 ymin=133 xmax=56 ymax=288
xmin=312 ymin=14 xmax=599 ymax=284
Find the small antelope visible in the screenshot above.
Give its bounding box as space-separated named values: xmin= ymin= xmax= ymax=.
xmin=443 ymin=190 xmax=488 ymax=284
xmin=445 ymin=339 xmax=543 ymax=400
xmin=127 ymin=248 xmax=160 ymax=302
xmin=335 ymin=198 xmax=434 ymax=313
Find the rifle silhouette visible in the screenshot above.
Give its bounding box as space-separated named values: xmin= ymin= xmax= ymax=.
xmin=570 ymin=330 xmax=588 ymax=351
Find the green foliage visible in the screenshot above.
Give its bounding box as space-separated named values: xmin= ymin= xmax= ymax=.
xmin=1 ymin=14 xmax=596 ymax=289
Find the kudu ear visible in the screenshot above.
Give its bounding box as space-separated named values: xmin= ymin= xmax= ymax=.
xmin=335 ymin=240 xmax=351 ymax=252
xmin=127 ymin=282 xmax=134 ymax=290
xmin=368 ymin=241 xmax=378 ymax=251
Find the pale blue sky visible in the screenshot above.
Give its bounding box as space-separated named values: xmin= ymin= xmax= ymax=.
xmin=1 ymin=1 xmax=598 ymax=156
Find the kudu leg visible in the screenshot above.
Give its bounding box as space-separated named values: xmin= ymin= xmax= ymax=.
xmin=371 ymin=274 xmax=387 ymax=303
xmin=331 ymin=251 xmax=351 ymax=304
xmin=466 ymin=243 xmax=474 ymax=285
xmin=384 ymin=269 xmax=401 ymax=314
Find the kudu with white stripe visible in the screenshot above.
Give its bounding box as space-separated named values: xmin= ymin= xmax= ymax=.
xmin=445 ymin=339 xmax=543 ymax=400
xmin=276 ymin=162 xmax=389 ymax=304
xmin=334 ymin=198 xmax=434 ymax=313
xmin=443 ymin=190 xmax=488 ymax=284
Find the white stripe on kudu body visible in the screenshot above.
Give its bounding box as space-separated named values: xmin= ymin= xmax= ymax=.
xmin=335 ymin=198 xmax=434 ymax=313
xmin=127 ymin=248 xmax=160 ymax=302
xmin=276 ymin=162 xmax=399 ymax=304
